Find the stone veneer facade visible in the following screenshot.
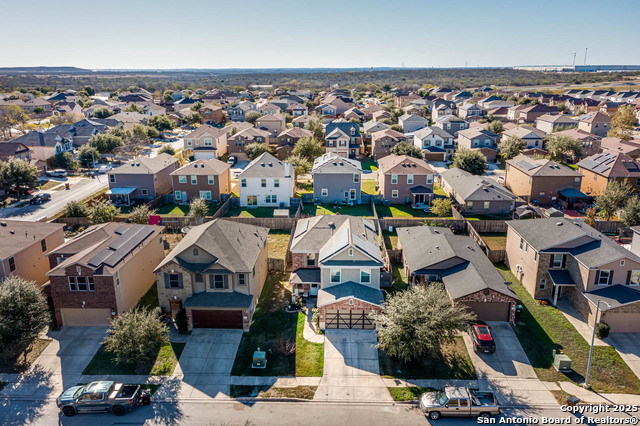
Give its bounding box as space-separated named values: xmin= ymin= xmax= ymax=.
xmin=318 ymin=297 xmax=383 ymax=329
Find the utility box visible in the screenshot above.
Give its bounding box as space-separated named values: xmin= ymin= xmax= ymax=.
xmin=553 ymin=349 xmax=572 ymax=372
xmin=252 ymin=348 xmax=267 ymax=369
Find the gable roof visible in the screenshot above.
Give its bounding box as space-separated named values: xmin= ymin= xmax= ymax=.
xmin=440 ymin=168 xmax=516 ymax=202
xmin=536 ymin=114 xmax=576 ymax=125
xmin=110 ymin=153 xmax=178 ymax=175
xmin=377 ymin=154 xmax=435 ymax=175
xmin=578 ymin=111 xmax=611 ymax=124
xmin=171 ymin=158 xmax=229 ymax=176
xmin=413 ymin=126 xmax=454 ymax=140
xmin=278 ymin=127 xmax=313 ymax=139
xmin=457 ymin=127 xmax=499 ymax=140
xmin=503 ymin=126 xmax=546 ymax=140
xmin=312 ymin=152 xmax=362 ymax=174
xmin=325 ymin=122 xmax=361 ymax=138
xmin=0 ymin=220 xmax=63 ymax=260
xmin=238 ymin=152 xmax=291 ymax=178
xmin=186 ymin=124 xmax=226 ymax=139
xmin=507 ymin=154 xmax=581 ymax=177
xmin=578 ymin=151 xmax=640 ymax=178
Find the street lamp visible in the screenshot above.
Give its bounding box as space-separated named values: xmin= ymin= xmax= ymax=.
xmin=584 ymin=299 xmax=611 ymax=389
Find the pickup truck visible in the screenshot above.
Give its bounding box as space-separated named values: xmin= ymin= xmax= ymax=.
xmin=56 ymin=381 xmax=150 ymax=417
xmin=419 ymin=386 xmax=500 ymax=420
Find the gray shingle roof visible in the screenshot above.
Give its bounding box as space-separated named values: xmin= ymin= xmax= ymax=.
xmin=312 ymin=152 xmax=362 ymax=174
xmin=507 ymin=154 xmax=581 ymax=177
xmin=413 ymin=126 xmax=454 ymax=140
xmin=184 ymin=291 xmax=253 ymax=308
xmin=317 ymin=281 xmax=384 ymax=307
xmin=110 ymin=153 xmax=178 ymax=175
xmin=584 ymin=285 xmax=640 ymax=311
xmin=238 ymin=152 xmax=291 ymax=179
xmin=440 ymin=168 xmax=516 ymax=202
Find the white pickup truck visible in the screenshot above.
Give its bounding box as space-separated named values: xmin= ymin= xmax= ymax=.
xmin=419 ymin=386 xmax=500 ymax=420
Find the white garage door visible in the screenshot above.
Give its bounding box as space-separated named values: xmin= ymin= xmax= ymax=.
xmin=61 ymin=308 xmax=112 ymax=327
xmin=603 ymin=312 xmax=640 ymax=333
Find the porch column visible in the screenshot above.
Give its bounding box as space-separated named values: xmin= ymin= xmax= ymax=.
xmin=553 ymin=285 xmax=559 ymax=306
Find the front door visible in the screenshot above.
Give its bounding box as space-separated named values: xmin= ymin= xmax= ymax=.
xmin=415 ymin=194 xmax=425 ymax=205
xmin=310 ymin=283 xmax=319 ymax=296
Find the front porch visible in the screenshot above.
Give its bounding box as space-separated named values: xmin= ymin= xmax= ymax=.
xmin=290 ymin=268 xmax=321 ymax=298
xmin=106 ymin=187 xmax=137 ymax=207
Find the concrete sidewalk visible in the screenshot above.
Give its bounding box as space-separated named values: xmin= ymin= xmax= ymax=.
xmin=303 ymin=302 xmax=324 ymax=344
xmin=557 ymin=300 xmax=607 ymax=346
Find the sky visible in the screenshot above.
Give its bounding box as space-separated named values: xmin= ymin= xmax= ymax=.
xmin=2 ymin=0 xmax=640 ymax=69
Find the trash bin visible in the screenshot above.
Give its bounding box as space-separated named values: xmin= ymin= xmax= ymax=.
xmin=140 ymin=389 xmax=151 ymax=406
xmin=567 ymin=395 xmax=580 ymax=406
xmin=65 ymin=183 xmax=70 ymax=190
xmin=515 ymin=304 xmax=523 ymax=321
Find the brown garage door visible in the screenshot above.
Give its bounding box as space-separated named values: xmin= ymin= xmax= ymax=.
xmin=462 ymin=302 xmax=510 ymax=322
xmin=325 ymin=310 xmax=375 ymax=329
xmin=602 ymin=313 xmax=640 ymax=333
xmin=61 ymin=308 xmax=111 ymax=327
xmin=192 ymin=309 xmax=243 ymax=329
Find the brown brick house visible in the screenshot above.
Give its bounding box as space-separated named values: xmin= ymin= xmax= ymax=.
xmin=397 ymin=226 xmax=518 ymax=323
xmin=198 ymin=104 xmax=224 ymax=125
xmin=46 ymin=223 xmax=164 ymax=327
xmin=275 ymin=127 xmax=314 ymax=160
xmin=370 ymin=128 xmax=407 ymax=160
xmin=377 ymin=154 xmax=435 ymax=206
xmin=171 ymin=158 xmax=231 ymax=204
xmin=504 ymin=154 xmax=585 ymax=207
xmin=227 ymin=127 xmax=270 ymax=160
xmin=554 ymin=128 xmax=601 ymax=158
xmin=578 ymin=151 xmax=640 ymax=196
xmin=505 ymin=218 xmax=640 ymax=332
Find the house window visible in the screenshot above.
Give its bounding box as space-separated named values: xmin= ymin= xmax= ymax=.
xmin=534 ymin=251 xmax=538 ymax=262
xmin=348 ymin=248 xmax=354 ymax=256
xmin=179 ymin=176 xmax=187 ymax=184
xmin=261 ymin=179 xmax=267 ymax=187
xmin=321 ymin=188 xmax=328 ymax=197
xmin=349 ymin=189 xmax=356 ymax=200
xmin=353 ymin=174 xmax=360 ymax=183
xmin=77 ymin=277 xmax=88 ymax=291
xmin=247 ymin=195 xmax=257 ymax=206
xmin=407 ymin=174 xmax=414 ymax=184
xmin=208 ymin=175 xmax=214 ymax=185
xmin=88 ymin=277 xmax=95 ymax=291
xmin=199 ymin=191 xmax=211 ymax=200
xmin=68 ymin=277 xmax=77 ymax=291
xmin=466 ymin=201 xmax=473 ymax=210
xmin=195 ymin=273 xmax=203 ymax=283
xmin=212 ymin=275 xmax=225 ymax=289
xmin=574 ymin=177 xmax=581 ymax=187
xmin=330 ymin=269 xmax=341 ymax=283
xmin=41 ymin=239 xmax=47 ymax=252
xmin=109 ymin=175 xmax=116 ymax=183
xmin=552 ymin=254 xmax=564 ymax=268
xmin=598 ymin=270 xmax=611 ymax=286
xmin=621 ymin=260 xmax=626 ymax=266
xmin=204 ymin=138 xmax=212 ymax=146
xmin=168 ymin=274 xmax=180 ymax=288
xmin=174 ymin=191 xmax=181 ymax=201
xmin=636 ymin=177 xmax=640 ymax=187
xmin=266 ymin=195 xmax=278 ymax=203
xmin=392 ymin=190 xmax=399 ymax=198
xmin=426 ymin=175 xmax=433 ymax=184
xmin=361 ymin=269 xmax=371 ymax=284
xmin=241 ymin=179 xmax=246 ymax=188
xmin=187 ymin=140 xmax=192 ymax=146
xmin=483 ymin=201 xmax=490 ymax=210
xmin=274 ymin=179 xmax=280 ymax=188
xmin=524 ymin=243 xmax=528 ymax=253
xmin=519 ymin=238 xmax=524 ymax=251
xmin=306 ymin=253 xmax=315 ymax=267
xmin=391 ymin=174 xmax=398 ymax=184
xmin=8 ymin=257 xmax=15 ymax=272
xmin=629 ymin=270 xmax=640 ymax=286
xmin=191 ymin=176 xmax=197 ymax=185
xmin=141 ymin=189 xmax=148 ymax=195
xmin=238 ymin=274 xmax=246 ymax=286
xmin=115 ymin=272 xmax=120 ymax=287
xmin=539 ymin=279 xmax=546 ymax=290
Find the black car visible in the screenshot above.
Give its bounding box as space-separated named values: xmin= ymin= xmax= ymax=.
xmin=30 ymin=193 xmax=52 ymax=205
xmin=469 ymin=321 xmax=496 ymax=353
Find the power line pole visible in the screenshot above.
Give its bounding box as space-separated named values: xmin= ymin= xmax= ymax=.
xmin=584 ymin=48 xmax=588 ymax=66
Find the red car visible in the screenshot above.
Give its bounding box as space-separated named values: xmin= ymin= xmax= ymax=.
xmin=469 ymin=322 xmax=496 ymax=353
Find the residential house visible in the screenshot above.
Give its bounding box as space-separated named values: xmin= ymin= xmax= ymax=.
xmin=567 ymin=98 xmax=601 ymax=115
xmin=600 ymin=137 xmax=640 ymax=159
xmin=397 ymin=226 xmax=518 ymax=322
xmin=577 ymin=111 xmax=611 ymax=137
xmin=578 ymin=151 xmax=640 ymax=195
xmin=363 ymin=121 xmax=391 ymax=138
xmin=370 ymin=128 xmax=407 ymax=160
xmin=0 ymin=221 xmax=64 ymax=286
xmin=371 ymin=110 xmax=391 ymax=122
xmin=535 ymin=114 xmax=577 ymax=133
xmin=458 ymin=103 xmax=485 ymax=119
xmin=285 ymin=103 xmax=308 ymax=116
xmin=434 ymin=115 xmax=469 ymax=137
xmin=554 ymin=128 xmax=601 ymax=158
xmin=154 ymin=220 xmax=268 ymax=331
xmin=198 ymin=104 xmax=224 ymax=125
xmin=182 ymin=124 xmax=228 ymax=160
xmin=292 ymin=115 xmax=311 ymax=128
xmin=396 ymin=94 xmax=422 ymax=108
xmin=517 ymin=104 xmax=558 ymax=123
xmin=324 ymin=122 xmax=361 ymax=158
xmin=257 ymin=102 xmax=281 ymax=116
xmin=312 ymin=152 xmax=362 ymax=204
xmin=256 ymin=113 xmax=286 ymax=140
xmin=505 ymin=155 xmax=585 ymax=207
xmin=47 ymin=223 xmax=164 ymax=326
xmin=226 ymin=101 xmax=256 ymax=122
xmin=289 ymin=215 xmax=384 ymax=329
xmin=0 ymin=97 xmax=52 ymax=114
xmin=505 ymin=218 xmax=640 ymax=332
xmin=502 ymin=126 xmax=547 ymax=150
xmin=342 ymin=107 xmax=366 ymax=122
xmin=107 ymin=153 xmax=179 ymax=206
xmin=109 ymin=112 xmax=148 ymax=130
xmin=237 ymin=152 xmax=295 ymax=207
xmin=0 ymin=142 xmax=31 ymax=162
xmin=377 ymin=154 xmax=435 ymax=206
xmin=398 ymin=114 xmax=428 ymax=133
xmin=599 ymin=101 xmax=625 ymax=116
xmin=440 ymin=168 xmax=516 ymax=215
xmin=227 ymin=127 xmax=270 ymax=160
xmin=275 ymin=127 xmax=313 ymax=160
xmin=412 ymin=126 xmax=455 ymax=161
xmin=456 ymin=128 xmax=500 ymax=162
xmin=171 ymin=159 xmax=230 ymax=204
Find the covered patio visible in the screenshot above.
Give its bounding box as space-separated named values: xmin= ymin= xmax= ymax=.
xmin=558 ymin=187 xmax=590 ymax=210
xmin=107 ymin=187 xmax=136 ymax=207
xmin=409 ymin=185 xmax=433 ymax=207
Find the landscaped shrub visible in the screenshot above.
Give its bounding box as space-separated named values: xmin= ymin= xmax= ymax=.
xmin=596 ymin=322 xmax=610 ymax=339
xmin=175 ymin=308 xmax=189 ymax=335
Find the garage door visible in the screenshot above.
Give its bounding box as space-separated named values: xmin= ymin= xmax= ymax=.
xmin=192 ymin=310 xmax=243 ymax=329
xmin=603 ymin=313 xmax=640 ymax=333
xmin=462 ymin=302 xmax=510 ymax=322
xmin=60 ymin=308 xmax=112 ymax=327
xmin=325 ymin=310 xmax=375 ymax=329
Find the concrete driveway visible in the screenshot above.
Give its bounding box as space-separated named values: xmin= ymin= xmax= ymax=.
xmin=606 ymin=333 xmax=640 ymax=380
xmin=177 ymin=329 xmax=242 ymax=399
xmin=314 ymin=329 xmax=392 ymax=402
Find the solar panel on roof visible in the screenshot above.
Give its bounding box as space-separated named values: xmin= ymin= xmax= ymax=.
xmin=294 ymin=220 xmax=309 ymax=238
xmin=108 ymin=225 xmax=144 ymax=250
xmin=516 ymin=160 xmax=540 ymax=171
xmin=87 ymin=250 xmax=111 ymax=268
xmin=114 ymin=225 xmax=129 ymax=235
xmin=102 ymin=227 xmax=154 ymax=267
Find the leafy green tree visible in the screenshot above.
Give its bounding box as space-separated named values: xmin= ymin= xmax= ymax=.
xmin=245 ymin=111 xmax=262 ymax=125
xmin=129 ymin=205 xmax=154 ymax=224
xmin=82 ymin=86 xmax=96 ymax=96
xmin=183 ymin=111 xmax=201 ymax=125
xmin=287 ymin=153 xmax=313 ymax=175
xmin=125 ymin=103 xmax=143 ymax=113
xmin=609 ymin=105 xmax=637 ymax=141
xmin=0 ymin=105 xmax=29 ymax=139
xmin=291 ymin=137 xmax=324 ymax=159
xmin=485 ymin=120 xmax=503 ymax=135
xmin=77 ymin=144 xmax=99 ymax=167
xmin=148 ymin=115 xmax=176 ymax=133
xmin=33 ymin=106 xmax=45 ymax=115
xmin=431 ymin=198 xmax=453 ymax=217
xmin=451 ymin=149 xmax=488 ymax=175
xmin=375 ymin=283 xmax=476 ymax=362
xmin=92 ymin=106 xmax=113 ymax=119
xmin=89 ymin=200 xmax=120 ymax=223
xmin=158 ymin=145 xmax=176 ymax=156
xmin=390 ymin=124 xmax=403 ymax=132
xmin=188 ymin=197 xmax=209 ymax=219
xmin=163 ymin=91 xmax=173 ymax=102
xmin=621 ymin=196 xmax=640 ymax=227
xmin=546 ymin=134 xmax=582 ymax=163
xmin=0 ymin=276 xmax=50 ymax=362
xmin=390 ymin=141 xmax=423 ymax=159
xmin=89 ymin=132 xmax=123 ymax=153
xmin=63 ymin=200 xmax=89 ymax=217
xmin=0 ymin=158 xmax=39 ymax=195
xmin=595 ymin=180 xmax=633 ymax=220
xmin=190 ymin=102 xmax=203 ymax=112
xmin=245 ymin=142 xmax=272 ymax=160
xmin=103 ymin=307 xmax=169 ymax=367
xmin=304 ymin=114 xmax=325 ymax=140
xmin=498 ymin=136 xmax=526 ymax=160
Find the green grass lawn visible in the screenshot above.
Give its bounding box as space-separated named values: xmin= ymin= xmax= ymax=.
xmin=230 ymin=385 xmax=317 ymax=399
xmin=303 ymin=203 xmax=373 ymax=217
xmin=36 ymin=180 xmax=63 ymax=191
xmin=267 ymin=230 xmax=290 ymax=260
xmin=361 ymin=180 xmax=378 ymax=195
xmin=433 ymin=185 xmax=447 ymax=197
xmin=379 ymin=337 xmax=477 ymax=380
xmin=384 ymin=263 xmax=409 ymax=298
xmin=375 ymin=204 xmax=448 ymax=218
xmin=156 ymin=203 xmax=220 ymax=216
xmin=389 ymin=386 xmax=435 ymax=401
xmin=82 ymin=342 xmax=185 ymax=376
xmin=232 ymin=273 xmax=324 ymax=377
xmin=360 ymin=157 xmax=378 ymax=171
xmin=479 ymin=233 xmax=507 ymax=251
xmin=382 ymin=230 xmax=399 ymax=249
xmin=226 ymin=207 xmax=295 ymax=218
xmin=497 ymin=265 xmax=640 ymax=394
xmin=296 ymin=181 xmax=313 ymax=194
xmin=136 ymin=282 xmax=160 ymax=311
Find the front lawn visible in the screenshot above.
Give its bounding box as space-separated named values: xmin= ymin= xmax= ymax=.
xmin=303 ymin=203 xmax=373 ymax=217
xmin=389 ymin=386 xmax=435 ymax=401
xmin=360 ymin=157 xmax=378 ymax=172
xmin=231 ymin=273 xmax=324 ymax=377
xmin=379 ymin=337 xmax=477 ymax=380
xmin=361 ymin=180 xmax=378 ymax=195
xmin=136 ymin=282 xmax=160 ymax=311
xmin=36 ymin=180 xmax=63 ymax=191
xmin=479 ymin=233 xmax=507 ymax=251
xmin=0 ymin=338 xmax=51 ymax=374
xmin=497 ymin=265 xmax=640 ymax=394
xmin=82 ymin=342 xmax=185 ymax=376
xmin=376 ymin=204 xmax=446 ymax=218
xmin=230 ymin=385 xmax=317 ymax=399
xmin=267 ymin=230 xmax=290 ymax=260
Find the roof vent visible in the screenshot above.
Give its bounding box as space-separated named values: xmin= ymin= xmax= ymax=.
xmin=200 ymin=163 xmax=205 ymax=168
xmin=10 ymin=230 xmax=14 ymax=234
xmin=435 ymin=245 xmax=440 ymax=250
xmin=0 ymin=221 xmax=6 ymax=227
xmin=556 ymin=222 xmax=563 ymax=226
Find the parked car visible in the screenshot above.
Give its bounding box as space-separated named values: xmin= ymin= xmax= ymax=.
xmin=8 ymin=185 xmax=34 ymax=195
xmin=419 ymin=386 xmax=500 ymax=420
xmin=30 ymin=193 xmax=51 ymax=204
xmin=227 ymin=156 xmax=237 ymax=166
xmin=57 ymin=381 xmax=150 ymax=417
xmin=46 ymin=169 xmax=68 ymax=178
xmin=98 ymin=164 xmax=113 ymax=174
xmin=177 ymin=132 xmax=186 ymax=138
xmin=469 ymin=321 xmax=496 ymax=353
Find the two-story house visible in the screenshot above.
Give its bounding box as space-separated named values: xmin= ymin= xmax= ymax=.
xmin=458 ymin=103 xmax=486 ymax=119
xmin=457 ymin=128 xmax=500 ymax=162
xmin=412 ymin=126 xmax=455 ymax=161
xmin=107 ymin=154 xmax=179 ymax=206
xmin=256 ymin=113 xmax=286 ymax=140
xmin=289 ymin=215 xmax=384 ymax=329
xmin=502 ymin=126 xmax=547 ymax=151
xmin=577 ymin=111 xmax=612 ymax=137
xmin=226 ymin=101 xmax=255 ymax=122
xmin=227 ymin=127 xmax=270 ymax=160
xmin=434 ymin=115 xmax=469 ymax=137
xmin=171 ymin=158 xmax=231 ymax=204
xmin=275 ymin=127 xmax=314 ymax=160
xmin=370 ymin=128 xmax=407 ymax=160
xmin=397 ymin=226 xmax=518 ymax=322
xmin=535 ymin=114 xmax=578 ymax=133
xmin=505 ymin=218 xmax=640 ymax=332
xmin=237 ymin=152 xmax=295 ymax=207
xmin=47 ymin=223 xmax=164 ymax=326
xmin=198 ymin=104 xmax=224 ymax=125
xmin=578 ymin=151 xmax=640 ymax=196
xmin=377 ymin=154 xmax=435 ymax=206
xmin=311 ymin=152 xmax=362 ymax=204
xmin=324 ymin=122 xmax=361 ymax=158
xmin=154 ymin=219 xmax=268 ymax=330
xmin=398 ymin=113 xmax=428 ymax=133
xmin=182 ymin=124 xmax=228 ymax=159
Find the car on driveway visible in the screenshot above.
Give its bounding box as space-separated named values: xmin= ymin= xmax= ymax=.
xmin=469 ymin=321 xmax=496 ymax=353
xmin=227 ymin=156 xmax=237 ymax=165
xmin=177 ymin=132 xmax=186 ymax=138
xmin=57 ymin=381 xmax=150 ymax=417
xmin=46 ymin=169 xmax=68 ymax=177
xmin=30 ymin=193 xmax=52 ymax=204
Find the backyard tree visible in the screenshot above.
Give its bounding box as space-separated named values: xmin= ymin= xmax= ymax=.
xmin=63 ymin=200 xmax=89 ymax=217
xmin=0 ymin=158 xmax=39 ymax=195
xmin=451 ymin=149 xmax=487 ymax=175
xmin=244 ymin=111 xmax=262 ymax=125
xmin=609 ymin=105 xmax=637 ymax=141
xmin=183 ymin=111 xmax=201 ymax=125
xmin=188 ymin=197 xmax=209 ymax=221
xmin=595 ymin=180 xmax=633 ymax=220
xmin=498 ymin=136 xmax=526 ymax=160
xmin=390 ymin=141 xmax=423 ymax=159
xmin=287 ymin=153 xmax=313 ymax=175
xmin=621 ymin=196 xmax=640 ymax=227
xmin=77 ymin=144 xmax=99 ymax=167
xmin=245 ymin=142 xmax=272 ymax=160
xmin=92 ymin=106 xmax=113 ymax=119
xmin=304 ymin=114 xmax=325 ymax=140
xmin=546 ymin=134 xmax=582 ymax=163
xmin=103 ymin=307 xmax=169 ymax=367
xmin=431 ymin=198 xmax=453 ymax=217
xmin=148 ymin=114 xmax=176 ymax=134
xmin=158 ymin=144 xmax=175 ymax=156
xmin=291 ymin=137 xmax=324 ymax=159
xmin=375 ymin=284 xmax=475 ymax=362
xmin=129 ymin=205 xmax=154 ymax=225
xmin=89 ymin=200 xmax=120 ymax=224
xmin=0 ymin=276 xmax=50 ymax=363
xmin=485 ymin=120 xmax=503 ymax=135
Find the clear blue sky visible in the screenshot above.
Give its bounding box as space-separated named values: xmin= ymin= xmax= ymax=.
xmin=3 ymin=0 xmax=639 ymax=69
